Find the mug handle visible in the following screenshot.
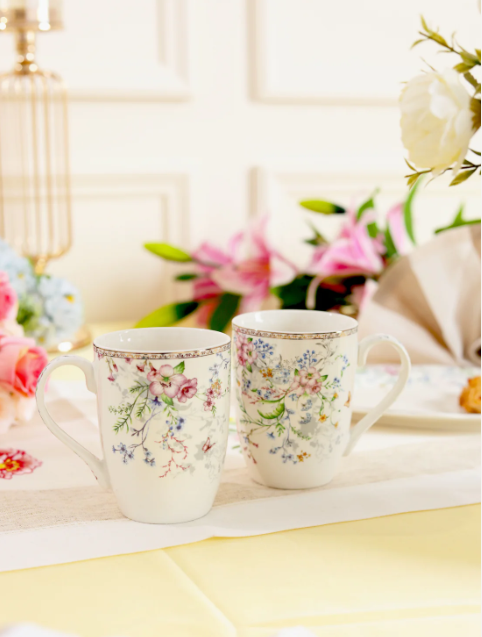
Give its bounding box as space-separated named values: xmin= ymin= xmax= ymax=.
xmin=344 ymin=334 xmax=411 ymax=456
xmin=36 ymin=356 xmax=110 ymax=488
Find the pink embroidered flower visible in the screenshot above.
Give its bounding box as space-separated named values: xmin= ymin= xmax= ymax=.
xmin=0 ymin=272 xmax=18 ymax=321
xmin=290 ymin=367 xmax=323 ymax=396
xmin=204 ymin=399 xmax=214 ymax=411
xmin=177 ymin=378 xmax=198 ymax=403
xmin=0 ymin=448 xmax=42 ymax=480
xmin=0 ymin=334 xmax=48 ymax=397
xmin=107 ymin=375 xmax=115 ymax=383
xmin=136 ymin=363 xmax=145 ymax=372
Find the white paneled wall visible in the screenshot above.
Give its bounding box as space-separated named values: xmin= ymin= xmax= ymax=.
xmin=0 ymin=0 xmax=479 ymax=321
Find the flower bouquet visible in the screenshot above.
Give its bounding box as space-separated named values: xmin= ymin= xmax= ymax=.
xmin=138 ymin=183 xmax=480 ymax=332
xmin=0 ymin=270 xmax=48 ymax=434
xmin=0 ymin=239 xmax=84 ymax=349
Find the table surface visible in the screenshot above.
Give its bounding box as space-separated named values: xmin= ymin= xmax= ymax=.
xmin=0 ymin=324 xmax=479 ymax=636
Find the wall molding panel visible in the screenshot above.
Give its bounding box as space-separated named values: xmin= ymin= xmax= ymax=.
xmin=47 ymin=173 xmax=190 ymax=321
xmin=70 ymin=0 xmax=192 ymax=102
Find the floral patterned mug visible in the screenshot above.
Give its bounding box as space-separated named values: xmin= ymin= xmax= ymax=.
xmin=36 ymin=328 xmax=231 ymax=523
xmin=232 ymin=310 xmax=410 ymax=489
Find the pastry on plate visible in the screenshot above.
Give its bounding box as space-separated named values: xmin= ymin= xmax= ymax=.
xmin=459 ymin=376 xmax=481 ymax=414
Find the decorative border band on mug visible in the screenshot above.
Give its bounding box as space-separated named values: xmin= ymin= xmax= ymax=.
xmin=93 ymin=342 xmax=231 ymax=361
xmin=232 ymin=325 xmax=358 ymax=340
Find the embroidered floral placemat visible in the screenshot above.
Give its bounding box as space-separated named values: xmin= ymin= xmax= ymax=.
xmin=0 ymin=381 xmax=480 ymax=571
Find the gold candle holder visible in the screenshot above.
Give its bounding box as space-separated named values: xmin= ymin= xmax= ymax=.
xmin=0 ymin=1 xmax=89 ymax=352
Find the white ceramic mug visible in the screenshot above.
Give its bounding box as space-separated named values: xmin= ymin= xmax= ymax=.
xmin=36 ymin=328 xmax=231 ymax=523
xmin=232 ymin=310 xmax=410 ymax=489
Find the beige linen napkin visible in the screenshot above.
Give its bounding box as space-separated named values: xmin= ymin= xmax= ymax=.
xmin=358 ymin=225 xmax=481 ymax=366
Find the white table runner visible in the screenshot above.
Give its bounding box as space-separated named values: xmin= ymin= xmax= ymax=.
xmin=0 ymin=381 xmax=479 ymax=572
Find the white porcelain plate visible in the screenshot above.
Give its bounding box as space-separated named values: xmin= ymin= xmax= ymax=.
xmin=352 ymin=365 xmax=481 ymax=431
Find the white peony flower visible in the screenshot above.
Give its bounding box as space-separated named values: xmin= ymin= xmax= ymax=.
xmin=400 ymin=70 xmax=474 ymax=175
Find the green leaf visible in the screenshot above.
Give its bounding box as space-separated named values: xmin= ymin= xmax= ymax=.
xmin=319 ymin=375 xmax=328 ymax=382
xmin=449 ymin=167 xmax=478 ymax=186
xmin=246 ymin=363 xmax=253 ymax=373
xmin=173 ymin=361 xmax=185 ymax=374
xmin=405 ymin=172 xmax=421 ymax=188
xmin=403 ymin=176 xmax=422 ymax=244
xmin=420 ymin=15 xmax=429 ymax=32
xmin=161 ymin=394 xmax=174 ymax=406
xmin=294 ymin=369 xmax=299 ymax=376
xmin=367 ymin=221 xmax=379 ymax=239
xmin=135 ymin=301 xmax=199 ymax=328
xmin=404 ymin=158 xmax=416 ymax=172
xmin=470 ymin=149 xmax=481 ymax=156
xmin=257 ymin=403 xmax=285 ymax=420
xmin=304 ymin=221 xmax=328 ymax=247
xmin=300 ymin=200 xmax=346 ymax=215
xmin=454 ymin=62 xmax=476 ymax=74
xmin=410 ymin=38 xmax=425 ymax=49
xmin=144 ymin=243 xmax=192 ymax=262
xmin=175 ymin=273 xmax=198 ymax=281
xmin=208 ymin=293 xmax=241 ymax=332
xmin=476 ymin=49 xmax=481 ymax=62
xmin=459 ymin=50 xmax=480 ymax=66
xmin=271 ymin=275 xmax=312 ymax=308
xmin=434 ymin=204 xmax=481 ymax=234
xmin=470 ymin=97 xmax=481 ymax=132
xmin=356 ymin=189 xmax=379 ymax=220
xmin=428 ymin=32 xmax=449 ymax=48
xmin=384 ymin=226 xmax=398 ymax=259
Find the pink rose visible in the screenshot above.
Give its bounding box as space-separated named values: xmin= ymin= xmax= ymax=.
xmin=177 ymin=378 xmax=198 ymax=403
xmin=0 ymin=334 xmax=48 ymax=397
xmin=0 ymin=272 xmax=18 ymax=321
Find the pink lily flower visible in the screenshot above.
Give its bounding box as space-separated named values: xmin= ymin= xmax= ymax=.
xmin=212 ymin=218 xmax=297 ymax=313
xmin=310 ymin=211 xmax=384 ymax=279
xmin=386 ymin=204 xmax=410 ymax=255
xmin=191 ymin=233 xmax=244 ymax=326
xmin=306 ymin=210 xmax=384 ymax=309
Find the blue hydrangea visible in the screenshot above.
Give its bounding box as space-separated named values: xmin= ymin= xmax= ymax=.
xmin=0 ymin=240 xmax=84 ymax=348
xmin=0 ymin=239 xmax=35 ymax=296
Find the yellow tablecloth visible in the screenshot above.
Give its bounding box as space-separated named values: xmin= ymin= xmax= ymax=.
xmin=0 ymin=325 xmax=479 ymax=635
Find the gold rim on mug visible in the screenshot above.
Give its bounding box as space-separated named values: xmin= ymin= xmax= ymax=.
xmin=232 ymin=325 xmax=358 ymax=340
xmin=93 ymin=342 xmax=231 ymax=361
